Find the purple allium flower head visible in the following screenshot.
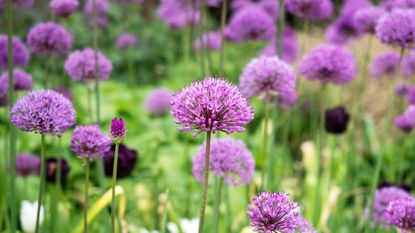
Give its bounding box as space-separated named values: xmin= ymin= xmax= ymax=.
xmin=0 ymin=75 xmax=8 ymax=107
xmin=325 ymin=15 xmax=361 ymax=44
xmin=239 ymin=56 xmax=298 ymax=108
xmin=376 ymin=9 xmax=415 ymax=48
xmin=46 ymin=157 xmax=70 ymax=185
xmin=369 ymin=51 xmax=401 ymax=78
xmin=292 ymin=217 xmax=316 ymax=233
xmin=27 ymin=22 xmax=73 ymax=57
xmin=225 ymin=5 xmax=275 ymax=42
xmin=248 ymin=192 xmax=301 ymax=233
xmin=407 ymin=87 xmax=415 ymax=104
xmin=110 ymin=117 xmax=126 ymax=143
xmin=231 ymin=0 xmax=278 ymax=19
xmin=395 ymin=114 xmax=413 ymax=133
xmin=261 ymin=26 xmax=299 ymax=63
xmin=385 ymin=198 xmax=415 ymax=232
xmin=104 ymin=143 xmax=138 ymax=179
xmin=15 ymin=153 xmax=40 ymax=177
xmin=286 ymin=0 xmax=334 ymax=21
xmin=50 ymin=0 xmax=79 ymax=17
xmin=341 ymin=0 xmax=371 ymax=17
xmin=10 ymin=90 xmax=76 ymax=136
xmin=194 ymin=31 xmax=222 ymax=51
xmin=325 ymin=106 xmax=350 ymax=134
xmin=382 ymin=0 xmax=415 ymax=11
xmin=171 ymin=77 xmax=254 ymax=135
xmin=192 ymin=138 xmax=254 ymax=186
xmin=0 ymin=35 xmax=29 ymax=70
xmin=52 ymin=87 xmax=73 ymax=102
xmin=84 ymin=0 xmax=110 ymax=28
xmin=395 ymin=83 xmax=413 ymax=96
xmin=71 ymin=125 xmax=111 ymax=161
xmin=402 ymin=51 xmax=415 ymax=78
xmin=144 ymin=88 xmax=172 ymax=115
xmin=157 ymin=0 xmax=200 ymax=29
xmin=354 ymin=7 xmax=385 ymax=34
xmin=299 ymin=44 xmax=357 ymax=85
xmin=64 ymin=48 xmax=113 ymax=82
xmin=0 ymin=69 xmax=33 ymax=91
xmin=116 ymin=33 xmax=138 ymax=49
xmin=402 ymin=105 xmax=415 ymax=127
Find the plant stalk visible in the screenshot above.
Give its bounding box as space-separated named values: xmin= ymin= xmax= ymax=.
xmin=219 ymin=0 xmax=227 ymax=77
xmin=84 ymin=159 xmax=90 ymax=233
xmin=197 ymin=131 xmax=212 ymax=233
xmin=213 ymin=177 xmax=224 ymax=233
xmin=260 ymin=93 xmax=271 ymax=191
xmin=35 ymin=135 xmax=46 ymax=233
xmin=111 ymin=143 xmax=120 ymax=233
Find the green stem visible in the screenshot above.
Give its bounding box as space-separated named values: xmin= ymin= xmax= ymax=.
xmin=128 ymin=50 xmax=135 ymax=85
xmin=224 ymin=187 xmax=232 ymax=233
xmin=267 ymin=96 xmax=279 ymax=191
xmin=197 ymin=131 xmax=212 ymax=233
xmin=84 ymin=159 xmax=90 ymax=233
xmin=260 ymin=93 xmax=270 ymax=191
xmin=218 ymin=0 xmax=227 ymax=77
xmin=111 ymin=143 xmax=120 ymax=233
xmin=87 ymin=86 xmax=93 ymax=123
xmin=213 ymin=177 xmax=224 ymax=233
xmin=35 ymin=135 xmax=46 ymax=233
xmin=160 ymin=190 xmax=169 ymax=233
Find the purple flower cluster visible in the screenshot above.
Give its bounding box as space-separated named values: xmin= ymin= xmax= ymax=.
xmin=395 ymin=105 xmax=415 ymax=132
xmin=299 ymin=44 xmax=357 ymax=85
xmin=239 ymin=56 xmax=298 ymax=108
xmin=71 ymin=125 xmax=111 ymax=160
xmin=65 ymin=48 xmax=113 ymax=82
xmin=15 ymin=153 xmax=40 ymax=177
xmin=144 ymin=88 xmax=172 ymax=115
xmin=369 ymin=51 xmax=401 ymax=78
xmin=261 ymin=26 xmax=299 ymax=63
xmin=231 ymin=0 xmax=278 ymax=19
xmin=248 ymin=192 xmax=301 ymax=233
xmin=10 ymin=90 xmax=76 ymax=136
xmin=402 ymin=51 xmax=415 ymax=78
xmin=395 ymin=114 xmax=413 ymax=133
xmin=0 ymin=35 xmax=30 ymax=70
xmin=171 ymin=77 xmax=254 ymax=134
xmin=104 ymin=144 xmax=138 ymax=179
xmin=84 ymin=0 xmax=110 ymax=28
xmin=0 ymin=69 xmax=33 ymax=91
xmin=110 ymin=117 xmax=126 ymax=143
xmin=286 ymin=0 xmax=333 ymax=21
xmin=382 ymin=0 xmax=415 ymax=11
xmin=192 ymin=138 xmax=254 ymax=186
xmin=354 ymin=7 xmax=385 ymax=34
xmin=50 ymin=0 xmax=79 ymax=17
xmin=385 ymin=198 xmax=415 ymax=232
xmin=116 ymin=33 xmax=138 ymax=49
xmin=52 ymin=87 xmax=73 ymax=102
xmin=157 ymin=0 xmax=200 ymax=29
xmin=27 ymin=22 xmax=73 ymax=56
xmin=194 ymin=31 xmax=222 ymax=51
xmin=376 ymin=9 xmax=415 ymax=48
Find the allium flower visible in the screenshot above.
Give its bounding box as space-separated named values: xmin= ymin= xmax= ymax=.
xmin=0 ymin=69 xmax=33 ymax=91
xmin=294 ymin=217 xmax=316 ymax=233
xmin=0 ymin=75 xmax=8 ymax=107
xmin=116 ymin=33 xmax=138 ymax=49
xmin=354 ymin=7 xmax=385 ymax=34
xmin=10 ymin=90 xmax=76 ymax=136
xmin=239 ymin=56 xmax=298 ymax=108
xmin=396 ymin=83 xmax=412 ymax=96
xmin=45 ymin=157 xmax=70 ymax=185
xmin=157 ymin=0 xmax=200 ymax=29
xmin=84 ymin=0 xmax=110 ymax=28
xmin=171 ymin=77 xmax=254 ymax=134
xmin=381 ymin=0 xmax=415 ymax=11
xmin=325 ymin=16 xmax=361 ymax=44
xmin=385 ymin=198 xmax=415 ymax=232
xmin=299 ymin=44 xmax=357 ymax=85
xmin=407 ymin=88 xmax=415 ymax=104
xmin=225 ymin=6 xmax=275 ymax=42
xmin=20 ymin=200 xmax=44 ymax=233
xmin=261 ymin=26 xmax=299 ymax=63
xmin=64 ymin=48 xmax=113 ymax=82
xmin=15 ymin=153 xmax=40 ymax=177
xmin=402 ymin=51 xmax=415 ymax=78
xmin=103 ymin=143 xmax=138 ymax=179
xmin=324 ymin=106 xmax=350 ymax=134
xmin=71 ymin=125 xmax=111 ymax=160
xmin=369 ymin=51 xmax=401 ymax=78
xmin=192 ymin=138 xmax=254 ymax=186
xmin=194 ymin=31 xmax=222 ymax=51
xmin=286 ymin=0 xmax=333 ymax=21
xmin=52 ymin=87 xmax=73 ymax=102
xmin=402 ymin=105 xmax=415 ymax=127
xmin=27 ymin=22 xmax=73 ymax=56
xmin=50 ymin=0 xmax=79 ymax=17
xmin=231 ymin=0 xmax=278 ymax=18
xmin=0 ymin=35 xmax=30 ymax=70
xmin=110 ymin=117 xmax=126 ymax=143
xmin=144 ymin=88 xmax=172 ymax=115
xmin=395 ymin=114 xmax=413 ymax=133
xmin=248 ymin=192 xmax=301 ymax=233
xmin=375 ymin=9 xmax=415 ymax=48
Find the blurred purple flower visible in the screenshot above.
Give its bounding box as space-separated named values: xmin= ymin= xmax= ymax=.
xmin=0 ymin=35 xmax=30 ymax=70
xmin=381 ymin=0 xmax=415 ymax=11
xmin=286 ymin=0 xmax=333 ymax=21
xmin=261 ymin=26 xmax=299 ymax=63
xmin=402 ymin=105 xmax=415 ymax=127
xmin=0 ymin=75 xmax=8 ymax=107
xmin=385 ymin=198 xmax=415 ymax=232
xmin=0 ymin=0 xmax=34 ymax=10
xmin=71 ymin=125 xmax=111 ymax=161
xmin=50 ymin=0 xmax=79 ymax=17
xmin=354 ymin=7 xmax=385 ymax=34
xmin=231 ymin=0 xmax=278 ymax=18
xmin=369 ymin=51 xmax=401 ymax=78
xmin=0 ymin=69 xmax=32 ymax=91
xmin=157 ymin=0 xmax=200 ymax=29
xmin=144 ymin=88 xmax=172 ymax=115
xmin=116 ymin=33 xmax=138 ymax=49
xmin=103 ymin=143 xmax=138 ymax=179
xmin=194 ymin=31 xmax=222 ymax=51
xmin=15 ymin=153 xmax=40 ymax=177
xmin=52 ymin=87 xmax=73 ymax=102
xmin=325 ymin=106 xmax=350 ymax=134
xmin=395 ymin=114 xmax=413 ymax=133
xmin=84 ymin=0 xmax=110 ymax=28
xmin=402 ymin=51 xmax=415 ymax=78
xmin=376 ymin=9 xmax=415 ymax=48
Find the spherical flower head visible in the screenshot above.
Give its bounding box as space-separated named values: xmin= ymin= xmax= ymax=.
xmin=157 ymin=0 xmax=200 ymax=29
xmin=64 ymin=48 xmax=113 ymax=82
xmin=71 ymin=125 xmax=111 ymax=161
xmin=239 ymin=56 xmax=298 ymax=108
xmin=225 ymin=6 xmax=275 ymax=42
xmin=395 ymin=114 xmax=413 ymax=133
xmin=27 ymin=22 xmax=73 ymax=57
xmin=0 ymin=69 xmax=33 ymax=91
xmin=0 ymin=35 xmax=30 ymax=70
xmin=260 ymin=26 xmax=299 ymax=63
xmin=194 ymin=31 xmax=222 ymax=51
xmin=171 ymin=77 xmax=254 ymax=134
xmin=144 ymin=88 xmax=172 ymax=115
xmin=192 ymin=138 xmax=254 ymax=186
xmin=354 ymin=7 xmax=385 ymax=34
xmin=382 ymin=0 xmax=415 ymax=11
xmin=15 ymin=153 xmax=40 ymax=177
xmin=324 ymin=106 xmax=350 ymax=134
xmin=103 ymin=143 xmax=138 ymax=179
xmin=369 ymin=51 xmax=401 ymax=78
xmin=231 ymin=0 xmax=278 ymax=19
xmin=84 ymin=0 xmax=109 ymax=16
xmin=248 ymin=192 xmax=301 ymax=233
xmin=396 ymin=83 xmax=412 ymax=96
xmin=299 ymin=44 xmax=357 ymax=85
xmin=0 ymin=75 xmax=8 ymax=107
xmin=52 ymin=87 xmax=73 ymax=102
xmin=402 ymin=51 xmax=415 ymax=78
xmin=385 ymin=198 xmax=415 ymax=232
xmin=46 ymin=157 xmax=70 ymax=185
xmin=402 ymin=105 xmax=415 ymax=127
xmin=376 ymin=9 xmax=415 ymax=48
xmin=10 ymin=90 xmax=76 ymax=136
xmin=325 ymin=15 xmax=362 ymax=44
xmin=286 ymin=0 xmax=333 ymax=21
xmin=116 ymin=33 xmax=138 ymax=49
xmin=50 ymin=0 xmax=79 ymax=17
xmin=407 ymin=88 xmax=415 ymax=105
xmin=110 ymin=117 xmax=126 ymax=143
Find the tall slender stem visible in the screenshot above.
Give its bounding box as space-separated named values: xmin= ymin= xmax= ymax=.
xmin=87 ymin=85 xmax=93 ymax=123
xmin=219 ymin=0 xmax=227 ymax=77
xmin=84 ymin=159 xmax=90 ymax=233
xmin=213 ymin=177 xmax=224 ymax=233
xmin=111 ymin=143 xmax=120 ymax=233
xmin=35 ymin=135 xmax=46 ymax=233
xmin=197 ymin=131 xmax=212 ymax=233
xmin=260 ymin=93 xmax=270 ymax=191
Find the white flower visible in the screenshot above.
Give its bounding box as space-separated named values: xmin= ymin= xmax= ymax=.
xmin=20 ymin=200 xmax=44 ymax=233
xmin=139 ymin=228 xmax=159 ymax=233
xmin=167 ymin=222 xmax=179 ymax=233
xmin=179 ymin=218 xmax=199 ymax=233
